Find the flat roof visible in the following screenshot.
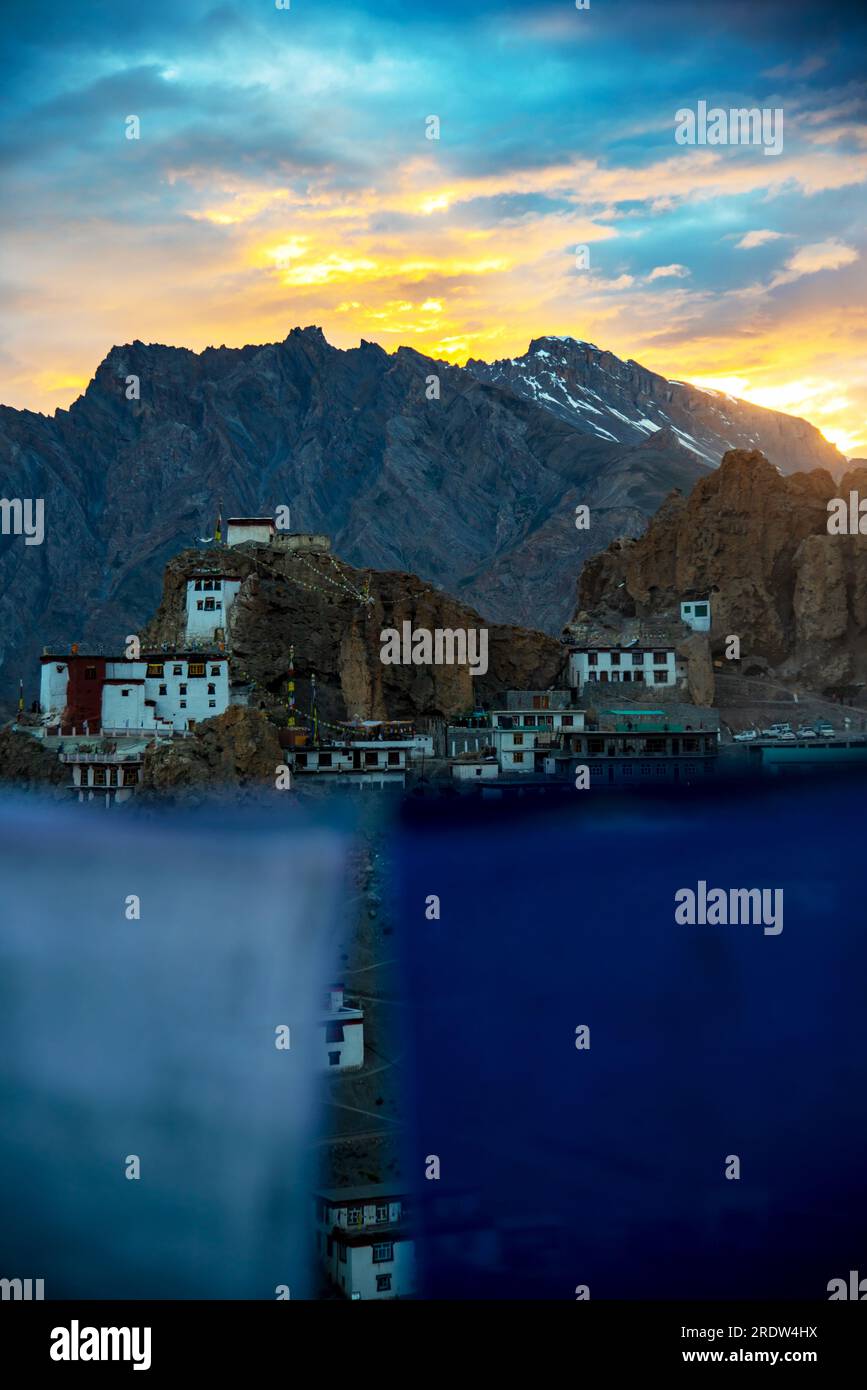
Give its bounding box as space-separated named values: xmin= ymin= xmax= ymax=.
xmin=227 ymin=517 xmax=275 ymax=525
xmin=314 ymin=1184 xmax=407 ymax=1204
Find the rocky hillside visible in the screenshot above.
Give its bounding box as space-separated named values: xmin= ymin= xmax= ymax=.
xmin=467 ymin=336 xmax=844 ymax=474
xmin=142 ymin=543 xmax=566 ymax=724
xmin=574 ymin=449 xmax=867 ymax=692
xmin=1 ymin=326 xmax=843 ymax=710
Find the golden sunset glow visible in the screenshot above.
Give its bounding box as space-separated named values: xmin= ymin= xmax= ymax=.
xmin=2 ymin=5 xmax=865 ymax=457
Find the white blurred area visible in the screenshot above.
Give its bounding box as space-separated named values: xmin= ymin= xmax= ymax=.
xmin=0 ymin=796 xmax=348 ymax=1299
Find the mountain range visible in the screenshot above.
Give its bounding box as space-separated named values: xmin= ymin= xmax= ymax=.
xmin=0 ymin=326 xmax=846 ymax=708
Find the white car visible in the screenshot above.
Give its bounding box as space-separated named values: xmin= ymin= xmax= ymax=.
xmin=796 ymin=727 xmax=818 ymax=738
xmin=733 ymin=729 xmax=757 ymax=741
xmin=778 ymin=730 xmax=797 ymax=740
xmin=760 ymin=728 xmax=781 ymax=738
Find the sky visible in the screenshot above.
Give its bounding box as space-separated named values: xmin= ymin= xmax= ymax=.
xmin=1 ymin=0 xmax=866 ymax=454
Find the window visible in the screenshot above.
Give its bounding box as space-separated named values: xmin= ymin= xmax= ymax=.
xmin=319 ymin=753 xmax=332 ymax=768
xmin=179 ymin=700 xmax=187 ymax=709
xmin=120 ymin=688 xmax=129 ymax=697
xmin=159 ymin=684 xmax=167 ymax=696
xmin=387 ymin=751 xmax=401 ymax=766
xmin=347 ymin=1207 xmax=363 ymax=1228
xmin=365 ymin=751 xmax=378 ymax=766
xmin=610 ymin=652 xmax=620 ymax=665
xmin=211 ymin=665 xmax=220 ymax=676
xmin=641 ymin=764 xmax=652 ymax=775
xmin=631 ymin=652 xmax=643 ymax=665
xmin=512 ymin=751 xmax=524 ymax=764
xmin=532 ymin=695 xmax=550 ymax=710
xmin=622 ymin=764 xmax=633 ymax=775
xmin=513 ymin=734 xmax=524 ymax=746
xmin=655 ymin=764 xmax=666 ymax=775
xmin=325 ymin=1022 xmax=344 ymax=1044
xmin=376 ymin=1274 xmax=392 ymax=1293
xmin=296 ymin=754 xmax=307 ymax=769
xmin=328 ymin=1051 xmax=341 ymax=1067
xmin=84 ymin=665 xmax=97 ymax=680
xmin=123 ymin=768 xmax=138 ymax=786
xmin=173 ymin=665 xmax=182 ymax=676
xmin=208 ymin=699 xmax=216 ymax=708
xmin=179 ymin=684 xmax=187 ymax=695
xmin=562 ymin=715 xmax=573 ymax=727
xmin=372 ymin=1243 xmax=394 ymax=1264
xmin=146 ymin=663 xmax=164 ymax=678
xmin=93 ymin=767 xmax=106 ymax=786
xmin=215 ymin=601 xmax=222 ymax=610
xmin=204 ymin=598 xmax=215 ymax=611
xmin=188 ymin=663 xmax=205 ymax=677
xmin=194 ymin=580 xmax=202 ymax=591
xmin=197 ymin=601 xmax=204 ymax=610
xmin=634 ymin=672 xmax=644 ymax=682
xmin=587 ymin=652 xmax=598 ymax=666
xmin=375 ymin=1204 xmax=389 ymax=1224
xmin=694 ymin=603 xmax=708 ymax=616
xmin=588 ymin=738 xmax=604 ymax=754
xmin=653 ymin=652 xmax=668 ymax=665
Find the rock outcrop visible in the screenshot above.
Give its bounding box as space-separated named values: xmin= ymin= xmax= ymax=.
xmin=574 ymin=450 xmax=867 ymax=693
xmin=140 ymin=707 xmax=283 ymax=799
xmin=142 ymin=544 xmax=567 ymax=724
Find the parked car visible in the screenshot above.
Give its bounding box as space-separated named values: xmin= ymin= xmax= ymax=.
xmin=778 ymin=730 xmax=797 ymax=740
xmin=814 ymin=722 xmax=834 ymax=737
xmin=760 ymin=728 xmax=781 ymax=738
xmin=796 ymin=726 xmax=818 ymax=738
xmin=733 ymin=729 xmax=757 ymax=741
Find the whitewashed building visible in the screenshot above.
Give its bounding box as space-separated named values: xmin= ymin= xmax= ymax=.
xmin=226 ymin=517 xmax=275 ymax=547
xmin=321 ymin=985 xmax=364 ymax=1071
xmin=451 ymin=760 xmax=499 ymax=781
xmin=41 ymin=652 xmax=231 ymax=734
xmin=102 ymin=656 xmax=230 ymax=732
xmin=568 ymin=645 xmax=678 ymax=694
xmin=680 ymin=597 xmax=711 ymax=633
xmin=60 ymin=746 xmax=147 ymax=807
xmin=185 ymin=574 xmax=242 ymax=642
xmin=314 ymin=1186 xmax=415 ymax=1300
xmin=489 ymin=700 xmax=585 ymax=774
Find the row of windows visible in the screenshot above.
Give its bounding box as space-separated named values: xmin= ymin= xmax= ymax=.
xmin=585 ymin=651 xmax=671 ymax=666
xmin=87 ymin=767 xmax=139 ymax=786
xmin=146 ymin=663 xmax=222 ymax=678
xmin=195 ymin=599 xmax=222 ymax=612
xmin=192 ymin=579 xmax=224 ymax=591
xmin=585 ymin=671 xmax=670 ymax=684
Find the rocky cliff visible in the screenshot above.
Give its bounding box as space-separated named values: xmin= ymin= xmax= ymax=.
xmin=574 ymin=449 xmax=867 ymax=692
xmin=142 ymin=543 xmax=566 ymax=724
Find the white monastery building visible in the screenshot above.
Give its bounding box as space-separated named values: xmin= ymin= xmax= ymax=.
xmin=321 ymin=985 xmax=364 ymax=1071
xmin=226 ymin=517 xmax=275 ymax=547
xmin=680 ymin=597 xmax=711 ymax=633
xmin=185 ymin=573 xmax=242 ymax=642
xmin=568 ymin=645 xmax=679 ymax=694
xmin=40 ymin=652 xmax=230 ymax=734
xmin=314 ymin=1186 xmax=416 ymax=1300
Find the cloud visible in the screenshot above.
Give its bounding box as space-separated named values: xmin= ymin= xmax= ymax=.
xmin=770 ymin=239 xmax=859 ymax=287
xmin=735 ymin=230 xmax=784 ymax=249
xmin=647 ymin=264 xmax=690 ymax=280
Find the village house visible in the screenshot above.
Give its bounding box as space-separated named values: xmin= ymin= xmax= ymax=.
xmin=680 ymin=595 xmax=711 ymax=633
xmin=568 ymin=642 xmax=681 ymax=695
xmin=60 ymin=743 xmax=148 ymax=806
xmin=314 ymin=1185 xmax=415 ymax=1300
xmin=544 ymin=706 xmax=720 ymax=785
xmin=321 ymin=984 xmax=364 ymax=1071
xmin=489 ymin=692 xmax=585 ymax=774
